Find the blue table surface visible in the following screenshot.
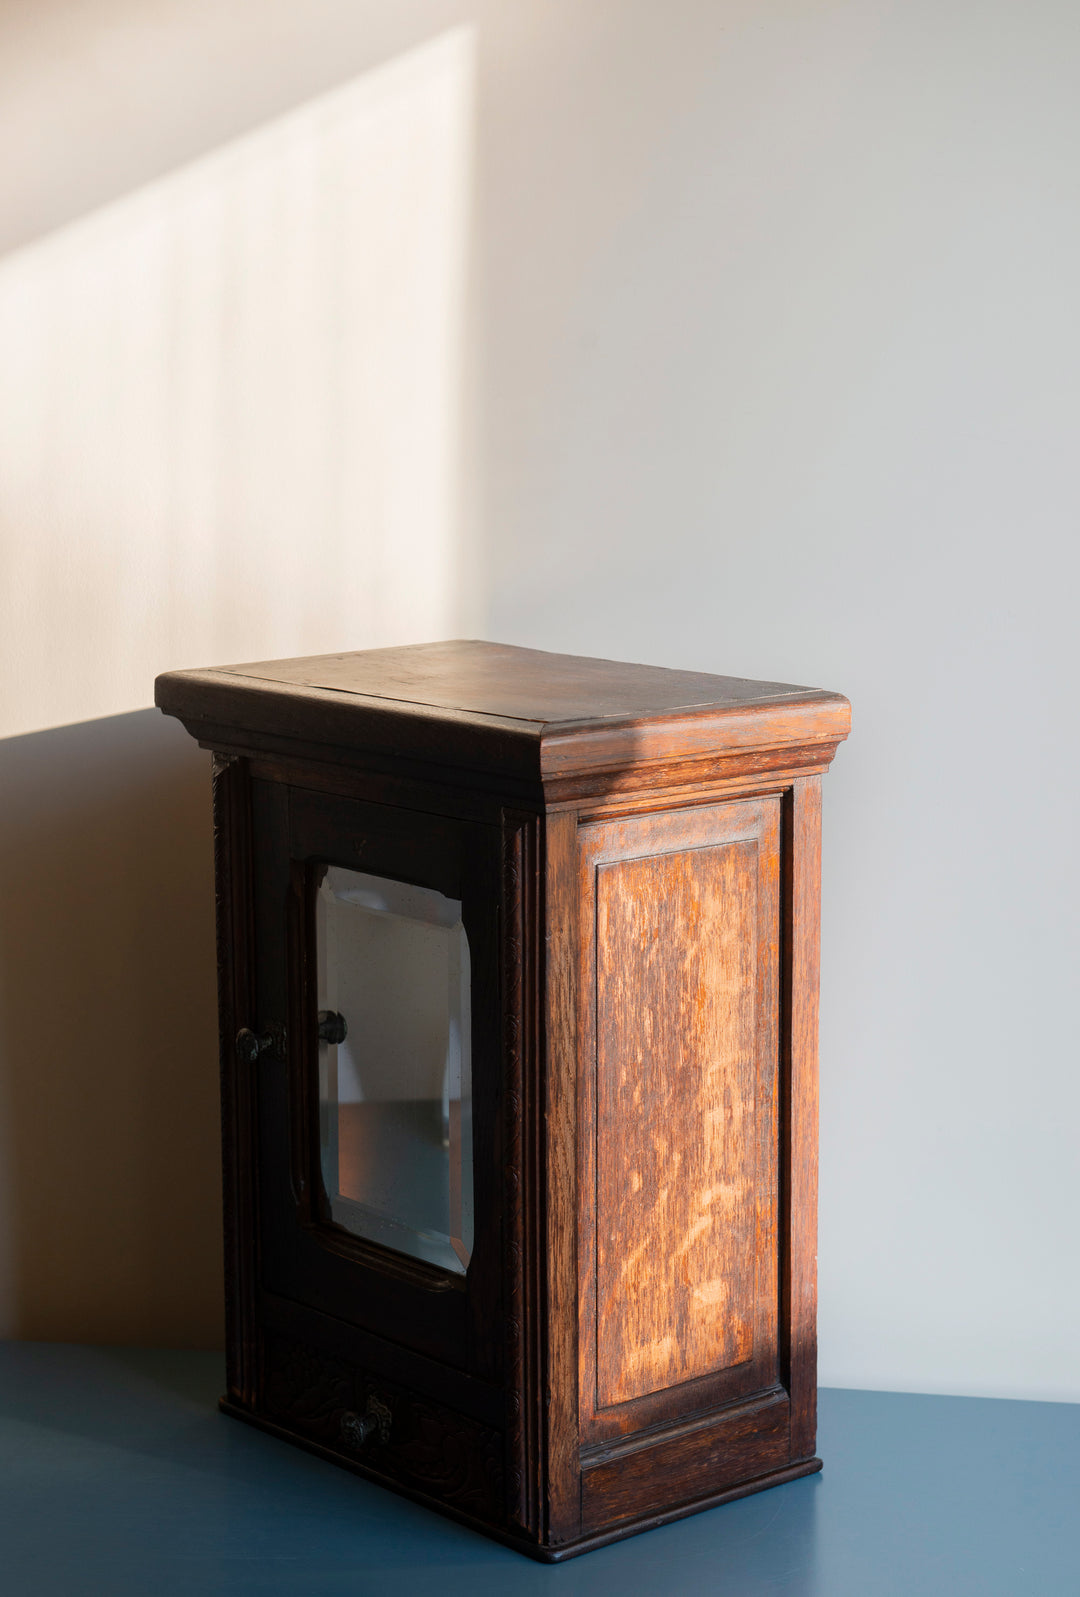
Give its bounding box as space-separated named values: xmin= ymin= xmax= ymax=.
xmin=0 ymin=1344 xmax=1075 ymax=1596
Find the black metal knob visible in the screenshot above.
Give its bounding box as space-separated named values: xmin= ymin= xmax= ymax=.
xmin=340 ymin=1396 xmax=391 ymax=1451
xmin=235 ymin=1027 xmax=275 ymax=1063
xmin=318 ymin=1010 xmax=348 ymax=1046
xmin=340 ymin=1410 xmax=376 ymax=1449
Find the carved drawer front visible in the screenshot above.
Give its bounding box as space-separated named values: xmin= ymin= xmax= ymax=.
xmin=578 ymin=798 xmax=782 ymax=1447
xmin=262 ymin=1333 xmax=504 ymax=1523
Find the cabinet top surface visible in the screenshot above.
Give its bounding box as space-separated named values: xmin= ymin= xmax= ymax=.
xmin=155 ymin=641 xmax=850 ymax=784
xmin=166 ymin=640 xmax=842 ymax=727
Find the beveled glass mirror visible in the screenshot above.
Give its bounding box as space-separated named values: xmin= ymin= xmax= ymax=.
xmin=315 ymin=865 xmax=473 ymax=1274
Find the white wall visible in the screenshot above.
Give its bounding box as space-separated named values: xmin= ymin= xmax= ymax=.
xmin=481 ymin=0 xmax=1080 ymax=1404
xmin=0 ymin=0 xmax=1076 ymax=1400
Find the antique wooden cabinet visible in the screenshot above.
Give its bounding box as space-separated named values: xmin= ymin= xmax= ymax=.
xmin=156 ymin=640 xmax=850 ymax=1561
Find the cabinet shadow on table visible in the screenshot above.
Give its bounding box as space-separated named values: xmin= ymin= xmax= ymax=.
xmin=0 ymin=708 xmax=224 ymax=1347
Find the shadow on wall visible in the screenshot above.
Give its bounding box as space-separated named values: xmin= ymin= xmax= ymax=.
xmin=0 ymin=709 xmax=222 ymax=1345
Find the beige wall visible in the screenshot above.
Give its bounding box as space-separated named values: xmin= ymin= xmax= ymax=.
xmin=1 ymin=0 xmax=1078 ymax=1403
xmin=0 ymin=709 xmax=221 ymax=1343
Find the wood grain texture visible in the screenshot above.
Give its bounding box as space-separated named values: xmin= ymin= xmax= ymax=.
xmin=541 ymin=809 xmax=581 ymax=1545
xmin=578 ymin=800 xmax=781 ymax=1446
xmin=155 ymin=641 xmax=849 ymax=794
xmin=198 ymin=640 xmax=832 ymax=724
xmin=594 ymin=841 xmax=758 ymax=1406
xmin=580 ymin=1389 xmax=791 ymax=1529
xmin=538 ymin=700 xmax=849 ymax=783
xmin=542 ymin=740 xmax=842 ymax=809
xmin=786 ymin=777 xmax=822 ymax=1462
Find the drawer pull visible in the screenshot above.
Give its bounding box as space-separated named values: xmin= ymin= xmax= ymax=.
xmin=340 ymin=1395 xmax=392 ymax=1450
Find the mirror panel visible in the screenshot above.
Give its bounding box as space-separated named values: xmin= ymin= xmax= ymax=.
xmin=315 ymin=865 xmax=473 ymax=1275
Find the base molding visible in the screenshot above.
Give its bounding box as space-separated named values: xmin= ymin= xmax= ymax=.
xmin=546 ymin=1457 xmax=823 ymax=1562
xmin=219 ymin=1397 xmax=821 ymax=1562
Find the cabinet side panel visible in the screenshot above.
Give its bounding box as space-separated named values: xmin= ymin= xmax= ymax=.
xmin=595 ymin=842 xmax=759 ymax=1408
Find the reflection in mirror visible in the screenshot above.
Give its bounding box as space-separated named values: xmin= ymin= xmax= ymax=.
xmin=316 ymin=865 xmax=473 ymax=1274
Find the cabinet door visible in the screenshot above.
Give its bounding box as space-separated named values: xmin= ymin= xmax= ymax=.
xmin=577 ymin=798 xmax=783 ymax=1450
xmin=249 ymin=778 xmax=502 ymax=1382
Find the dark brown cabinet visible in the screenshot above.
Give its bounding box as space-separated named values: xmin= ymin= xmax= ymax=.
xmin=156 ymin=640 xmax=850 ymax=1561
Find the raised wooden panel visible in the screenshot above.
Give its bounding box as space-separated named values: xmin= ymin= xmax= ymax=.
xmin=594 ymin=840 xmax=759 ymax=1406
xmin=578 ymin=798 xmax=781 ymax=1445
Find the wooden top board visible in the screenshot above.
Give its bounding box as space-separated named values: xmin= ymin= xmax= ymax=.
xmin=213 ymin=641 xmax=835 ymax=725
xmin=155 ymin=640 xmax=850 ymax=787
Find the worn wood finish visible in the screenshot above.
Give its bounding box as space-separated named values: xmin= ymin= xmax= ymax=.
xmin=581 ymin=1388 xmax=791 ymax=1529
xmin=596 ymin=841 xmax=759 ymax=1406
xmin=577 ymin=800 xmax=781 ymax=1446
xmin=195 ymin=639 xmax=838 ymax=724
xmin=155 ymin=640 xmax=850 ymax=792
xmin=155 ymin=641 xmax=849 ymax=1561
xmin=541 ymin=809 xmax=582 ymax=1546
xmin=541 ymin=740 xmax=842 ymax=809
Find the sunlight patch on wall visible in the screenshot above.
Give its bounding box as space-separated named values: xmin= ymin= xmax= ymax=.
xmin=0 ymin=27 xmax=476 ymax=739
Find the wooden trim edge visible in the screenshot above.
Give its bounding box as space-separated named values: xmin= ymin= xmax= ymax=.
xmin=218 ymin=1399 xmax=820 ymax=1564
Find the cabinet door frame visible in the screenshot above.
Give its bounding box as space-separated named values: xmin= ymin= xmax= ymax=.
xmin=251 ymin=777 xmax=504 ymax=1382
